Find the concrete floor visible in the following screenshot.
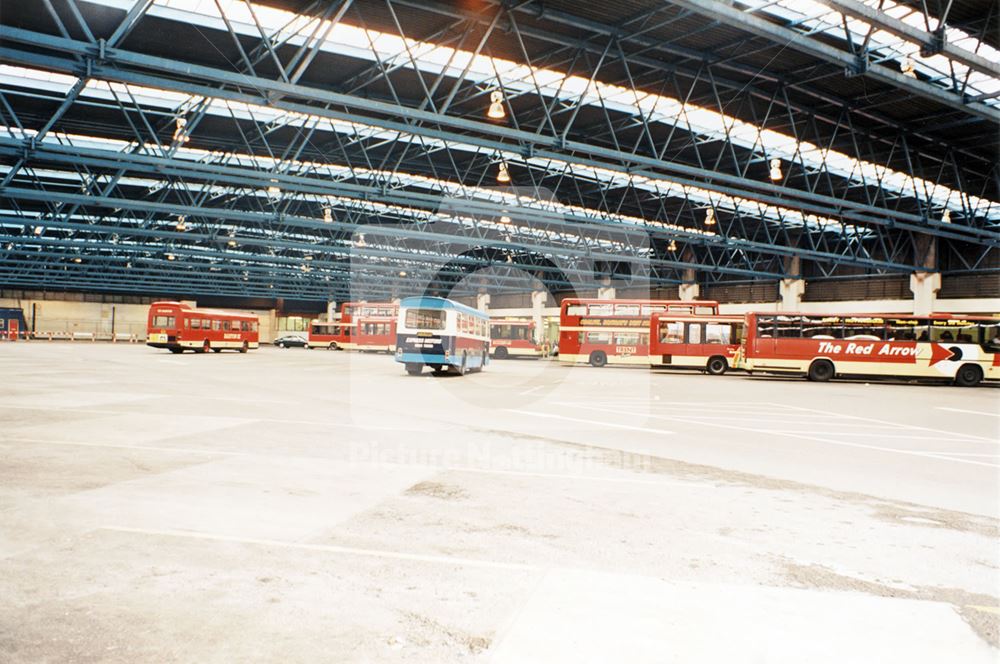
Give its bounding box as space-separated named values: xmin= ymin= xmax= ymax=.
xmin=0 ymin=342 xmax=998 ymax=662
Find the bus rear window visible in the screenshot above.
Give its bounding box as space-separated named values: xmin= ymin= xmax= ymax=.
xmin=152 ymin=315 xmax=174 ymax=328
xmin=405 ymin=308 xmax=446 ymax=330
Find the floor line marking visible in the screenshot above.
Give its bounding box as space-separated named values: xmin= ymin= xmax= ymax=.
xmin=561 ymin=404 xmax=1000 ymax=468
xmin=100 ymin=526 xmax=538 ymax=571
xmin=765 ymin=402 xmax=996 ymax=443
xmin=936 ymin=407 xmax=1000 ymax=418
xmin=507 ymin=409 xmax=673 ymax=435
xmin=518 ymin=385 xmax=545 ymax=395
xmin=4 ymin=438 xmax=244 ymax=456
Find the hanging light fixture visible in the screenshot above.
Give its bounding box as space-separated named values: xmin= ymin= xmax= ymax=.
xmin=667 ymin=239 xmax=677 ymax=251
xmin=506 ymin=253 xmax=513 ymax=264
xmin=175 ymin=215 xmax=187 ymax=231
xmin=499 ymin=215 xmax=511 ymax=224
xmin=172 ymin=117 xmax=189 ymax=143
xmin=900 ymin=57 xmax=917 ymax=78
xmin=355 ymin=233 xmax=367 ymax=248
xmin=941 ymin=209 xmax=951 ymax=223
xmin=487 ymin=90 xmax=506 ymax=120
xmin=769 ymin=158 xmax=783 ymax=181
xmin=496 ymin=161 xmax=511 ymax=183
xmin=323 ymin=207 xmax=333 ymax=223
xmin=704 ymin=208 xmax=716 ymax=226
xmin=398 ymin=270 xmax=407 ymax=277
xmin=33 ymin=226 xmax=44 ymax=236
xmin=73 ymin=257 xmax=82 ymax=263
xmin=166 ymin=253 xmax=175 ymax=261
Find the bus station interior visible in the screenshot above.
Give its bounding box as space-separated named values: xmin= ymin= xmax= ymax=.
xmin=1 ymin=0 xmax=1000 ymax=662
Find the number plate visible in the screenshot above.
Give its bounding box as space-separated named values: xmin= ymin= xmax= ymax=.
xmin=148 ymin=333 xmax=167 ymax=343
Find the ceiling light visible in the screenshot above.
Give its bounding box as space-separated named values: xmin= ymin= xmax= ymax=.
xmin=323 ymin=207 xmax=333 ymax=223
xmin=496 ymin=161 xmax=510 ymax=183
xmin=704 ymin=208 xmax=716 ymax=226
xmin=667 ymin=239 xmax=677 ymax=251
xmin=398 ymin=270 xmax=407 ymax=277
xmin=355 ymin=233 xmax=367 ymax=248
xmin=499 ymin=215 xmax=511 ymax=224
xmin=33 ymin=226 xmax=44 ymax=236
xmin=769 ymin=158 xmax=783 ymax=181
xmin=175 ymin=215 xmax=187 ymax=231
xmin=166 ymin=253 xmax=175 ymax=261
xmin=506 ymin=254 xmax=513 ymax=264
xmin=73 ymin=257 xmax=82 ymax=263
xmin=172 ymin=117 xmax=189 ymax=143
xmin=487 ymin=90 xmax=506 ymax=120
xmin=941 ymin=209 xmax=951 ymax=223
xmin=900 ymin=58 xmax=917 ymax=78
xmin=228 ymin=239 xmax=237 ymax=247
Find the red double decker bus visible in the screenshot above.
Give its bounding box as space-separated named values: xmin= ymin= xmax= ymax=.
xmin=741 ymin=312 xmax=1000 ymax=386
xmin=490 ymin=319 xmax=545 ymax=359
xmin=649 ymin=312 xmax=744 ymax=375
xmin=146 ymin=301 xmax=259 ymax=353
xmin=308 ymin=301 xmax=398 ymax=351
xmin=559 ymin=298 xmax=720 ymax=367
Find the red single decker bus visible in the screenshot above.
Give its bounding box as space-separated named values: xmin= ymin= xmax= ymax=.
xmin=490 ymin=319 xmax=545 ymax=359
xmin=559 ymin=298 xmax=720 ymax=367
xmin=741 ymin=312 xmax=1000 ymax=386
xmin=146 ymin=301 xmax=259 ymax=353
xmin=649 ymin=312 xmax=744 ymax=375
xmin=308 ymin=301 xmax=398 ymax=351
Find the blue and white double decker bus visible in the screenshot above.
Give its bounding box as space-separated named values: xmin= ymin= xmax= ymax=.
xmin=395 ymin=297 xmax=490 ymax=375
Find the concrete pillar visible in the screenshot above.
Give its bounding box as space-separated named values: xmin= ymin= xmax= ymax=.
xmin=779 ymin=278 xmax=806 ymax=311
xmin=476 ymin=292 xmax=490 ymax=313
xmin=326 ymin=300 xmax=337 ymax=322
xmin=910 ymin=272 xmax=941 ymax=316
xmin=597 ymin=286 xmax=616 ymax=300
xmin=678 ymin=283 xmax=700 ymax=301
xmin=531 ymin=290 xmax=547 ymax=343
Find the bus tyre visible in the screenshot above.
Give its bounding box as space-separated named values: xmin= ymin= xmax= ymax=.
xmin=212 ymin=348 xmax=222 ymax=353
xmin=589 ymin=351 xmax=607 ymax=368
xmin=200 ymin=340 xmax=210 ymax=354
xmin=494 ymin=346 xmax=508 ymax=360
xmin=954 ymin=364 xmax=983 ymax=387
xmin=240 ymin=341 xmax=248 ymax=354
xmin=706 ymin=356 xmax=728 ymax=375
xmin=807 ymin=359 xmax=835 ymax=382
xmin=405 ymin=363 xmax=423 ymax=376
xmin=328 ymin=342 xmax=338 ymax=351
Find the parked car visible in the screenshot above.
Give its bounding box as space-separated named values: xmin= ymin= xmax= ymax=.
xmin=273 ymin=334 xmax=309 ymax=348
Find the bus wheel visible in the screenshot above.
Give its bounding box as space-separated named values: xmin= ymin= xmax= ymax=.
xmin=954 ymin=364 xmax=983 ymax=387
xmin=706 ymin=356 xmax=728 ymax=375
xmin=212 ymin=348 xmax=222 ymax=353
xmin=328 ymin=342 xmax=338 ymax=351
xmin=405 ymin=363 xmax=423 ymax=376
xmin=239 ymin=341 xmax=248 ymax=354
xmin=589 ymin=351 xmax=607 ymax=368
xmin=494 ymin=346 xmax=508 ymax=360
xmin=200 ymin=340 xmax=210 ymax=354
xmin=807 ymin=359 xmax=834 ymax=382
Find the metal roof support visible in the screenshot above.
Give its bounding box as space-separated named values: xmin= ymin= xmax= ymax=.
xmin=663 ymin=0 xmax=1000 ymax=123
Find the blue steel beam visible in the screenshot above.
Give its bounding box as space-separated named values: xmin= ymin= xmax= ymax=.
xmin=0 ymin=26 xmax=990 ymax=240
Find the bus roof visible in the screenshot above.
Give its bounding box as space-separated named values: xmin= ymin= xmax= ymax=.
xmin=150 ymin=301 xmax=257 ymax=319
xmin=747 ymin=311 xmax=1000 ymax=321
xmin=561 ymin=298 xmax=720 ymax=306
xmin=398 ymin=296 xmax=487 ymax=319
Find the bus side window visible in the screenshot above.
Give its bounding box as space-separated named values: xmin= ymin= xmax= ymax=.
xmin=983 ymin=324 xmax=1000 ymax=349
xmin=252 ymin=321 xmax=258 ymax=332
xmin=190 ymin=318 xmax=200 ymax=330
xmin=222 ymin=321 xmax=231 ymax=331
xmin=686 ymin=323 xmax=702 ymax=344
xmin=213 ymin=320 xmax=221 ymax=331
xmin=705 ymin=323 xmax=729 ymax=344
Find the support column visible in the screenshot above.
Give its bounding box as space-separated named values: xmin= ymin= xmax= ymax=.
xmin=531 ymin=290 xmax=547 ymax=343
xmin=326 ymin=300 xmax=337 ymax=322
xmin=911 ymin=235 xmax=939 ymax=316
xmin=910 ymin=272 xmax=941 ymax=316
xmin=779 ymin=278 xmax=805 ymax=310
xmin=678 ymin=268 xmax=699 ymax=301
xmin=476 ymin=292 xmax=490 ymax=313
